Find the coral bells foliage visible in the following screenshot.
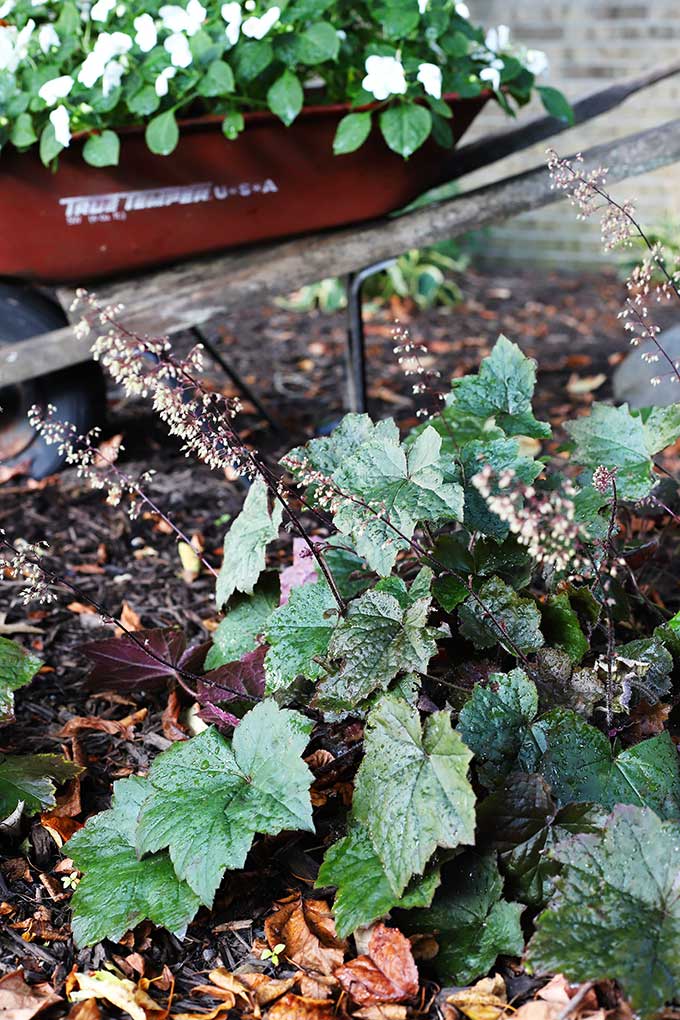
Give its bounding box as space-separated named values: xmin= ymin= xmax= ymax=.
xmin=7 ymin=211 xmax=680 ymax=1015
xmin=0 ymin=1 xmax=563 ymax=165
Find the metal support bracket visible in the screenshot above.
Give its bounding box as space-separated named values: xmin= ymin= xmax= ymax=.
xmin=345 ymin=258 xmax=397 ymax=414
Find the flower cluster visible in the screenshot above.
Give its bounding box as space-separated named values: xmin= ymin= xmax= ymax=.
xmin=0 ymin=1 xmax=557 ymax=165
xmin=392 ymin=323 xmax=444 ymax=420
xmin=472 ymin=465 xmax=589 ymax=576
xmin=73 ymin=291 xmax=254 ymax=478
xmin=0 ymin=532 xmax=55 ymax=604
xmin=546 ymin=149 xmax=635 ymax=251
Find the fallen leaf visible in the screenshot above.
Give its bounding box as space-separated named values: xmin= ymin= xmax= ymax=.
xmin=0 ymin=970 xmax=62 ymax=1020
xmin=68 ymin=970 xmax=162 ymax=1020
xmin=162 ymin=690 xmax=189 ymax=742
xmin=536 ymin=975 xmax=572 ymax=1006
xmin=446 ymin=975 xmax=507 ymax=1020
xmin=334 ymin=924 xmax=418 ymax=1006
xmin=116 ymin=602 xmax=143 ymax=635
xmin=628 ymin=700 xmax=671 ymax=741
xmin=566 ymin=373 xmax=607 ymax=395
xmin=265 ymin=993 xmax=336 ymax=1019
xmin=67 ymin=602 xmax=98 ymax=616
xmin=353 ymin=1007 xmax=408 ymax=1020
xmin=264 ymin=894 xmax=346 ymax=979
xmin=66 ymin=1000 xmax=101 ymax=1020
xmin=58 ymin=708 xmax=147 ymax=740
xmin=178 ymin=542 xmax=201 ymax=583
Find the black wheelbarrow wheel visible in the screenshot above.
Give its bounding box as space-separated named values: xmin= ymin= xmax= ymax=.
xmin=0 ymin=282 xmax=105 ymax=480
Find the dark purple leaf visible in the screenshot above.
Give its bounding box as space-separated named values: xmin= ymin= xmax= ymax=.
xmin=83 ymin=627 xmax=189 ymax=691
xmin=196 ymin=646 xmax=266 ymax=733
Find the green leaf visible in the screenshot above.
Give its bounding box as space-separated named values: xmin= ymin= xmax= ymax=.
xmin=459 ymin=576 xmax=544 ymax=655
xmin=332 ymin=423 xmax=463 ymax=575
xmin=380 ymin=103 xmax=431 ymax=158
xmin=67 ymin=776 xmax=200 ymax=947
xmin=216 ymin=479 xmax=282 ymax=609
xmin=527 ymin=805 xmax=680 ymax=1018
xmin=0 ymin=754 xmax=82 ymax=819
xmin=642 ymin=404 xmax=680 ymax=451
xmin=540 ymin=593 xmax=588 ymax=664
xmin=284 ymin=413 xmax=381 ymax=486
xmin=297 ymin=21 xmax=340 ymax=63
xmin=128 ymin=85 xmax=160 ymax=116
xmin=10 ymin=111 xmax=37 ymax=148
xmin=333 ymin=111 xmax=372 ymax=155
xmin=316 ymin=587 xmax=436 ymax=710
xmin=145 ymin=111 xmax=179 ymax=156
xmin=0 ymin=637 xmax=42 ymax=723
xmin=519 ymin=709 xmax=680 ymax=818
xmin=451 ymin=335 xmax=551 ymax=439
xmin=82 ymin=130 xmax=120 ymax=167
xmin=39 ymin=122 xmax=63 ymax=165
xmin=205 ymin=575 xmax=279 ymax=668
xmin=317 ymin=820 xmax=440 ymax=937
xmin=458 ymin=670 xmax=537 ymax=789
xmin=198 ymin=59 xmax=235 ymax=97
xmin=617 ymin=635 xmax=673 ymax=702
xmin=399 ymin=852 xmax=524 ymax=985
xmin=352 ymin=696 xmax=476 ymax=897
xmin=267 ymin=70 xmax=303 ymax=126
xmin=222 ymin=110 xmax=245 ymax=139
xmin=477 ymin=772 xmax=607 ymax=907
xmin=233 ymin=40 xmax=273 ymax=81
xmin=565 ymin=402 xmax=666 ymax=501
xmin=537 ymin=85 xmax=574 ymax=124
xmin=264 ymin=581 xmax=339 ymax=692
xmin=136 ymin=701 xmax=314 ymax=905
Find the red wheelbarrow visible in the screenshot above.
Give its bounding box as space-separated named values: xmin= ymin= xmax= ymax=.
xmin=0 ymin=93 xmax=488 ymax=477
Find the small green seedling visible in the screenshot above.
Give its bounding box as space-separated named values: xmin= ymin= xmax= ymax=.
xmin=261 ymin=943 xmax=285 ymax=967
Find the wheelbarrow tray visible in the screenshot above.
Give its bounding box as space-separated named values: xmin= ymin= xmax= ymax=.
xmin=0 ymin=95 xmax=488 ymax=285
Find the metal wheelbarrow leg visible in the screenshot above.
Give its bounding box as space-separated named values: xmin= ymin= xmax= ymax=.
xmin=345 ymin=258 xmax=396 ymax=415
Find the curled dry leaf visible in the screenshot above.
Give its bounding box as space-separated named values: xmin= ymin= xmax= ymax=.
xmin=195 ymin=969 xmax=297 ymax=1013
xmin=445 ymin=974 xmax=507 ymax=1020
xmin=264 ymin=894 xmax=346 ymax=982
xmin=67 ymin=970 xmax=163 ymax=1020
xmin=0 ymin=970 xmax=62 ymax=1020
xmin=334 ymin=923 xmax=419 ymax=1007
xmin=66 ymin=1000 xmax=102 ymax=1020
xmin=57 ymin=708 xmax=147 ymax=740
xmin=265 ymin=993 xmax=336 ymax=1020
xmin=353 ymin=1007 xmax=408 ymax=1020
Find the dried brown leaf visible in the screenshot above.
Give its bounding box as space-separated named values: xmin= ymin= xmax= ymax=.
xmin=446 ymin=975 xmax=507 ymax=1020
xmin=334 ymin=924 xmax=419 ymax=1007
xmin=265 ymin=895 xmax=346 ymax=977
xmin=0 ymin=970 xmax=62 ymax=1020
xmin=265 ymin=993 xmax=336 ymax=1019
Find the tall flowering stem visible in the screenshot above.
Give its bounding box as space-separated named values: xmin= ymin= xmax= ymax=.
xmin=29 ymin=405 xmax=218 ymax=578
xmin=73 ymin=292 xmax=346 ymax=612
xmin=547 ymin=149 xmax=680 ymax=387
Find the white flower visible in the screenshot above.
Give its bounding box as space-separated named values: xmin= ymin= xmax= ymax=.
xmin=417 ymin=61 xmax=441 ymax=99
xmin=77 ymin=31 xmax=132 ymax=87
xmin=242 ymin=5 xmax=280 ymax=39
xmin=485 ymin=24 xmax=510 ymax=52
xmin=525 ymin=48 xmax=549 ymax=76
xmin=480 ymin=62 xmax=503 ymax=92
xmin=134 ymin=13 xmax=157 ymax=52
xmin=38 ymin=74 xmax=74 ymax=106
xmin=417 ymin=0 xmax=428 ymax=11
xmin=455 ymin=2 xmax=470 ymax=17
xmin=154 ymin=64 xmax=176 ymax=96
xmin=164 ymin=31 xmax=192 ymax=67
xmin=90 ymin=0 xmax=116 ymax=21
xmin=0 ymin=18 xmax=34 ymax=72
xmin=159 ymin=0 xmax=205 ymax=36
xmin=38 ymin=24 xmax=60 ymax=53
xmin=362 ymin=54 xmax=406 ymax=101
xmin=102 ymin=57 xmax=124 ymax=95
xmin=221 ymin=1 xmax=241 ymax=46
xmin=50 ymin=104 xmax=71 ymax=148
xmin=0 ymin=1 xmax=16 ymax=17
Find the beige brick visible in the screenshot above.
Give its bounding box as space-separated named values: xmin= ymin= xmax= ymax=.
xmin=459 ymin=0 xmax=680 ymax=266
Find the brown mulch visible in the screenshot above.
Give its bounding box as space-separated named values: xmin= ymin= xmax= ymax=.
xmin=1 ymin=263 xmax=677 ymax=1011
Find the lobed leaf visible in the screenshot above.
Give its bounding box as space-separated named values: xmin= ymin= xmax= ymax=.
xmin=216 ymin=479 xmax=282 ymax=609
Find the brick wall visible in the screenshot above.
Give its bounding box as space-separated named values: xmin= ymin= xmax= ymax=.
xmin=459 ymin=1 xmax=680 ymax=266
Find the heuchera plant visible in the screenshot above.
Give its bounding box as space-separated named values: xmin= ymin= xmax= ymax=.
xmin=0 ymin=0 xmax=568 ymax=165
xmin=3 ymin=154 xmax=680 ymax=1018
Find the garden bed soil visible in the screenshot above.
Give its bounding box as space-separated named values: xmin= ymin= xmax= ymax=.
xmin=1 ymin=264 xmax=678 ymax=1015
